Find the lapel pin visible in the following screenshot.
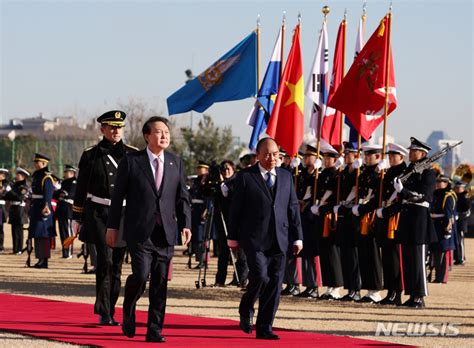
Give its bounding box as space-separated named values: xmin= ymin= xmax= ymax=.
xmin=170 ymin=162 xmax=173 ymax=165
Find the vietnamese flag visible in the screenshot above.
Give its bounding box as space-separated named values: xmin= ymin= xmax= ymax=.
xmin=266 ymin=24 xmax=304 ymax=156
xmin=321 ymin=19 xmax=346 ymax=146
xmin=328 ymin=14 xmax=396 ymax=141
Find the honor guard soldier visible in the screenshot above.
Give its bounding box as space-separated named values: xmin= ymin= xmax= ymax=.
xmin=28 ymin=153 xmax=55 ymax=268
xmin=393 ymin=137 xmax=437 ymax=308
xmin=189 ymin=160 xmax=209 ymax=269
xmin=0 ymin=168 xmax=9 ymax=252
xmin=5 ymin=168 xmax=30 ymax=254
xmin=72 ymin=110 xmax=138 ymax=325
xmin=56 ymin=165 xmax=77 ymax=258
xmin=453 ymin=181 xmax=469 ymax=265
xmin=334 ymin=142 xmax=362 ymax=301
xmin=429 ymin=175 xmax=457 ymax=284
xmin=310 ymin=143 xmax=344 ymax=300
xmin=280 ymin=152 xmax=304 ymax=296
xmin=351 ymin=144 xmax=384 ymax=303
xmin=374 ymin=143 xmax=408 ymax=305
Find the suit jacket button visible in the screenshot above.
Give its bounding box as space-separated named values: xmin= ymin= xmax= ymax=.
xmin=109 ymin=172 xmax=113 ymax=176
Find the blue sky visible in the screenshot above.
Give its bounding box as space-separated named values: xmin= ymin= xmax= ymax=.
xmin=1 ymin=0 xmax=473 ymax=161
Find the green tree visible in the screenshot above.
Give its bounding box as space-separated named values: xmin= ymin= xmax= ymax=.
xmin=176 ymin=114 xmax=234 ymax=174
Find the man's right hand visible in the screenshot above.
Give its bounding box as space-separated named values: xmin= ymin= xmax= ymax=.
xmin=106 ymin=228 xmax=119 ymax=248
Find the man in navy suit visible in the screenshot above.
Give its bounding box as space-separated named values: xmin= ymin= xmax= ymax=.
xmin=106 ymin=116 xmax=191 ymax=343
xmin=228 ymin=137 xmax=303 ymax=340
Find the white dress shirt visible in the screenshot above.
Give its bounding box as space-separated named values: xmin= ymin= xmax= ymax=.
xmin=146 ymin=146 xmax=165 ymax=178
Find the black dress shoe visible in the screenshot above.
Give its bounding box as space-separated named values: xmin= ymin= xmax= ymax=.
xmin=409 ymin=297 xmax=425 ymax=309
xmin=256 ymin=331 xmax=280 ymax=340
xmin=340 ymin=290 xmax=361 ymax=302
xmin=109 ymin=317 xmax=120 ymax=326
xmin=239 ymin=314 xmax=253 ymax=334
xmin=122 ymin=313 xmax=136 ymax=338
xmin=281 ymin=285 xmax=295 ymax=296
xmin=307 ymin=287 xmax=319 ymax=299
xmin=146 ymin=334 xmax=166 ymax=343
xmin=379 ymin=291 xmax=402 ymax=306
xmin=295 ymin=288 xmax=310 ymax=297
xmin=99 ymin=315 xmax=113 ymax=325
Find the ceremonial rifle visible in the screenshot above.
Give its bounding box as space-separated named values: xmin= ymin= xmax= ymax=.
xmin=398 ymin=141 xmax=463 ymax=183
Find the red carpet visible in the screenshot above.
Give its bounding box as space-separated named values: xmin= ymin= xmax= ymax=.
xmin=0 ymin=293 xmax=400 ymax=346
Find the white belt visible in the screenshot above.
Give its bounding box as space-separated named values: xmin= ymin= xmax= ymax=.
xmin=431 ymin=213 xmax=445 ymax=218
xmin=402 ymin=200 xmax=430 ymax=208
xmin=32 ymin=194 xmax=44 ymax=199
xmin=11 ymin=201 xmax=26 ymax=207
xmin=87 ymin=193 xmax=126 ymax=207
xmin=192 ymin=199 xmax=205 ymax=204
xmin=0 ymin=200 xmax=5 ymax=205
xmin=64 ymin=199 xmax=74 ymax=205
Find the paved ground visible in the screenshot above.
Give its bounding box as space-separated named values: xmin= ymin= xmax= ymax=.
xmin=0 ymin=224 xmax=473 ymax=347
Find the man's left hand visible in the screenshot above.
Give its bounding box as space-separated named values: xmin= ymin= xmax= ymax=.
xmin=293 ymin=243 xmax=303 ymax=256
xmin=181 ymin=228 xmax=192 ymax=246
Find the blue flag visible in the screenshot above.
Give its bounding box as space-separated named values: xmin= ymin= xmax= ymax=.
xmin=167 ymin=32 xmax=257 ymax=115
xmin=247 ymin=29 xmax=282 ymax=149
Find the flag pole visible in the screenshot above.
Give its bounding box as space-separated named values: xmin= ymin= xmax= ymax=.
xmin=336 ymin=12 xmax=347 ymax=204
xmin=378 ymin=9 xmax=393 ymax=207
xmin=313 ymin=6 xmax=330 ymax=205
xmin=256 ymin=14 xmax=261 ymax=91
xmin=294 ymin=13 xmax=301 ymax=187
xmin=354 ymin=7 xmax=367 ymax=204
xmin=281 ymin=12 xmax=286 ymax=78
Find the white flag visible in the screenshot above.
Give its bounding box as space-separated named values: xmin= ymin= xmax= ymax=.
xmin=305 ymin=21 xmax=329 ymax=135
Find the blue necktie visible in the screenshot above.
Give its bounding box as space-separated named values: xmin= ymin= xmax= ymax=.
xmin=266 ymin=172 xmax=274 ymax=189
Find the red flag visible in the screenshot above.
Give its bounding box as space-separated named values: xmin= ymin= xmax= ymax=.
xmin=328 ymin=14 xmax=396 ymax=141
xmin=321 ymin=19 xmax=346 ymax=146
xmin=266 ymin=24 xmax=304 ymax=156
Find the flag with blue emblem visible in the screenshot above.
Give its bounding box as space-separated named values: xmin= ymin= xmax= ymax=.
xmin=246 ymin=28 xmax=282 ymax=150
xmin=167 ymin=32 xmax=257 ymax=115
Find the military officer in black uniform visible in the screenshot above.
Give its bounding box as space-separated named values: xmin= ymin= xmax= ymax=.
xmin=393 ymin=137 xmax=437 ymax=308
xmin=453 ymin=181 xmax=469 ymax=265
xmin=72 ymin=110 xmax=138 ymax=325
xmin=5 ymin=168 xmax=30 ymax=254
xmin=56 ymin=165 xmax=77 ymax=258
xmin=351 ymin=145 xmax=384 ymax=303
xmin=291 ymin=145 xmax=320 ymax=298
xmin=28 ymin=153 xmax=55 ymax=268
xmin=374 ymin=143 xmax=408 ymax=305
xmin=310 ymin=144 xmax=344 ymax=300
xmin=189 ymin=161 xmax=209 ymax=269
xmin=429 ymin=175 xmax=457 ymax=284
xmin=0 ymin=168 xmax=9 ymax=253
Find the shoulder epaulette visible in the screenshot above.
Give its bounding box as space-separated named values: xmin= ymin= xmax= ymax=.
xmin=125 ymin=144 xmax=139 ymax=151
xmin=41 ymin=174 xmax=54 ymax=189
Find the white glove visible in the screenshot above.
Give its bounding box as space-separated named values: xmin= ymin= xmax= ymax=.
xmin=314 ymin=158 xmax=322 ymax=169
xmin=352 ymin=205 xmax=360 ymax=217
xmin=5 ymin=185 xmax=11 ymax=192
xmin=335 ymin=156 xmax=345 ymax=169
xmin=220 ymin=183 xmax=229 ymax=197
xmin=394 ymin=178 xmax=403 ymax=193
xmin=376 ymin=208 xmax=384 ymax=219
xmin=276 ymin=158 xmax=282 ymax=167
xmin=376 ymin=158 xmax=390 ymax=172
xmin=290 ymin=157 xmax=301 ymax=169
xmin=444 ymin=234 xmax=452 ymax=240
xmin=352 ymin=158 xmax=363 ymax=169
xmin=71 ymin=220 xmax=81 ymax=235
xmin=310 ymin=204 xmax=320 ymax=216
xmin=333 ymin=205 xmax=340 ymax=214
xmin=54 ymin=182 xmax=62 ymax=190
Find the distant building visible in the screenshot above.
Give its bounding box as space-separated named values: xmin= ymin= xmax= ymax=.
xmin=426 ymin=131 xmax=461 ymax=175
xmin=0 ymin=113 xmax=93 ymax=139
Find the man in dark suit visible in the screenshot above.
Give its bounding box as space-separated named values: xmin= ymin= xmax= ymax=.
xmin=106 ymin=116 xmax=191 ymax=343
xmin=228 ymin=137 xmax=303 ymax=340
